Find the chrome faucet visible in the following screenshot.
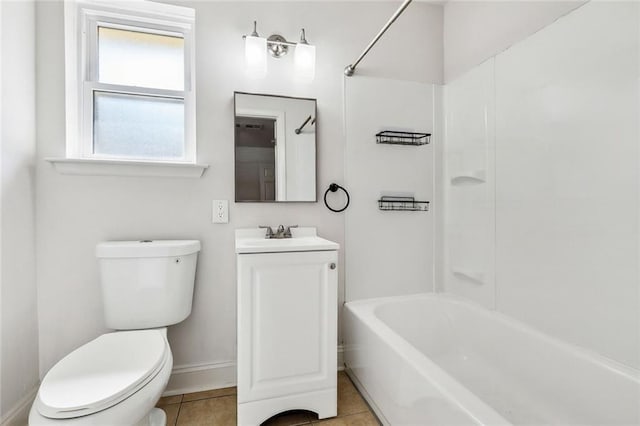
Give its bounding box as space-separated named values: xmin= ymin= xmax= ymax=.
xmin=283 ymin=225 xmax=298 ymax=238
xmin=259 ymin=225 xmax=274 ymax=239
xmin=274 ymin=225 xmax=286 ymax=238
xmin=259 ymin=225 xmax=298 ymax=239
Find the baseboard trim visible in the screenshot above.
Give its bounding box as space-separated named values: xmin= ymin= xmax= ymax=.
xmin=1 ymin=386 xmax=38 ymax=426
xmin=163 ymin=361 xmax=236 ymax=396
xmin=165 ymin=345 xmax=346 ymax=396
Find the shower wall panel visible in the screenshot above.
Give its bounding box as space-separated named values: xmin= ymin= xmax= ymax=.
xmin=344 ymin=77 xmax=438 ymax=301
xmin=443 ymin=59 xmax=496 ymax=309
xmin=494 ymin=1 xmax=639 ymax=369
xmin=444 ymin=1 xmax=640 ymax=368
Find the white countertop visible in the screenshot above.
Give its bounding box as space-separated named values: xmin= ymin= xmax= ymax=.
xmin=235 ymin=227 xmax=339 ymax=254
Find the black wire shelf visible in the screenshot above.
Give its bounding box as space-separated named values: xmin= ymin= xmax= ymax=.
xmin=376 ymin=130 xmax=431 ymax=146
xmin=378 ymin=196 xmax=430 ymax=212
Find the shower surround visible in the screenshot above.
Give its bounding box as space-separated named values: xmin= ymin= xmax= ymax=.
xmin=343 ymin=2 xmax=640 ymax=424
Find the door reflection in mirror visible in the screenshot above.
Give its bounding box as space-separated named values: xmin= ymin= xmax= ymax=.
xmin=235 ymin=116 xmax=277 ymax=201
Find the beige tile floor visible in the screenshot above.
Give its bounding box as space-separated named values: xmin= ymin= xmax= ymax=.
xmin=156 ymin=372 xmax=380 ymax=426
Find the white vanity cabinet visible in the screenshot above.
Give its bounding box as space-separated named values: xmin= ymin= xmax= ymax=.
xmin=235 ymin=228 xmax=339 ymax=426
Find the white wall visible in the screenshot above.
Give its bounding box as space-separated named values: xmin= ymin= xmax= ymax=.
xmin=1 ymin=0 xmax=40 ymax=423
xmin=344 ymin=77 xmax=438 ymax=301
xmin=444 ymin=1 xmax=640 ymax=368
xmin=443 ymin=1 xmax=585 ymax=82
xmin=35 ymin=0 xmax=444 ymax=388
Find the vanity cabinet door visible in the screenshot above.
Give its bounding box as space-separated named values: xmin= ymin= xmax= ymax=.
xmin=237 ymin=250 xmax=338 ymax=404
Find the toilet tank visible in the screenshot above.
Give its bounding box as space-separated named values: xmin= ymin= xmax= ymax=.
xmin=96 ymin=240 xmax=201 ymax=330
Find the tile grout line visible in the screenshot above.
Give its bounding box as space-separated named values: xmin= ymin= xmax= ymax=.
xmin=173 ymin=394 xmax=184 ymax=426
xmin=182 ymin=391 xmax=237 ymax=404
xmin=174 ymin=403 xmax=182 ymax=426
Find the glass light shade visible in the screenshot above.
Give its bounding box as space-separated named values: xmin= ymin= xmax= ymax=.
xmin=245 ymin=35 xmax=267 ymax=78
xmin=294 ymin=42 xmax=315 ymax=82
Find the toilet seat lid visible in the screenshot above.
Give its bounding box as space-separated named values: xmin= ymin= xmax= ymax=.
xmin=36 ymin=329 xmax=168 ymax=419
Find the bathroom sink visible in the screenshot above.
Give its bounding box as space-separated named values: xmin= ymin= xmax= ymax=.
xmin=235 ymin=227 xmax=339 ymax=254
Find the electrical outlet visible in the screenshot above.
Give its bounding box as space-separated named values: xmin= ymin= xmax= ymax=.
xmin=212 ymin=200 xmax=229 ymax=224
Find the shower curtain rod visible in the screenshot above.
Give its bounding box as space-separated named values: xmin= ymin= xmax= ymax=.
xmin=344 ymin=0 xmax=413 ymax=77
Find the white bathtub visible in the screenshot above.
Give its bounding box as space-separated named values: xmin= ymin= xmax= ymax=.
xmin=344 ymin=293 xmax=640 ymax=426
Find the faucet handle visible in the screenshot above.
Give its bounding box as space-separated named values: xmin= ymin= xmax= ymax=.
xmin=284 ymin=225 xmax=298 ymax=238
xmin=258 ymin=225 xmax=274 ymax=238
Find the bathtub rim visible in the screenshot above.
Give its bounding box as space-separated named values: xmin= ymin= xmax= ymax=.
xmin=346 ymin=292 xmax=640 ymax=383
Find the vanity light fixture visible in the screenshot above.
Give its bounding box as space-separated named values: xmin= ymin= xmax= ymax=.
xmin=243 ymin=21 xmax=316 ymax=81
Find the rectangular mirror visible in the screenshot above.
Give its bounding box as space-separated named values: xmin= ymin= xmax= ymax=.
xmin=234 ymin=92 xmax=317 ymax=202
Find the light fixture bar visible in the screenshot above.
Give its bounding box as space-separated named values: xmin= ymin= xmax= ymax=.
xmin=242 ymin=22 xmax=315 ymax=80
xmin=242 ymin=34 xmax=297 ymax=48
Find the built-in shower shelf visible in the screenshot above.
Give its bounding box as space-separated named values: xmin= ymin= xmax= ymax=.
xmin=450 ymin=170 xmax=486 ymax=185
xmin=376 ymin=130 xmax=431 ymax=146
xmin=378 ymin=196 xmax=429 ymax=212
xmin=452 ymin=269 xmax=485 ymax=284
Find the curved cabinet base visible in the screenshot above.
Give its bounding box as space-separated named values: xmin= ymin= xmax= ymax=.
xmin=238 ymin=388 xmax=337 ymax=426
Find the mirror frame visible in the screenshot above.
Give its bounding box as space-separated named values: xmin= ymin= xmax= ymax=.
xmin=234 ymin=91 xmax=318 ymax=203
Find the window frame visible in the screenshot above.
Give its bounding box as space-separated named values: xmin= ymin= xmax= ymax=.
xmin=65 ymin=0 xmax=196 ymax=163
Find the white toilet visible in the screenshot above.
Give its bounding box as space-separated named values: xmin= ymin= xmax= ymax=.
xmin=29 ymin=240 xmax=201 ymax=426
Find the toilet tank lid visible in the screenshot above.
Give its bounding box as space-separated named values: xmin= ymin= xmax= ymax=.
xmin=96 ymin=240 xmax=201 ymax=258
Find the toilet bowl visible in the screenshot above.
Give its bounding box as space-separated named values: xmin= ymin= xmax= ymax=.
xmin=29 ymin=329 xmax=172 ymax=426
xmin=29 ymin=240 xmax=200 ymax=426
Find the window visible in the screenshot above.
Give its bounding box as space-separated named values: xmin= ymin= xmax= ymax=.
xmin=65 ymin=0 xmax=196 ymax=163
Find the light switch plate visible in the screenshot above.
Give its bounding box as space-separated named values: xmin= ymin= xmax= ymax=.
xmin=213 ymin=200 xmax=229 ymax=223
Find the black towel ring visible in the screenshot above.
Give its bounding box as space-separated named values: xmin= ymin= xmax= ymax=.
xmin=324 ymin=183 xmax=350 ymax=213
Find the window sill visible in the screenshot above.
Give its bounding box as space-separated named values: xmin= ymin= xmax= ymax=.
xmin=45 ymin=158 xmax=208 ymax=178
